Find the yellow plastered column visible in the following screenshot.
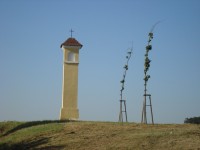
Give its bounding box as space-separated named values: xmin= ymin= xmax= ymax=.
xmin=60 ymin=45 xmax=81 ymax=120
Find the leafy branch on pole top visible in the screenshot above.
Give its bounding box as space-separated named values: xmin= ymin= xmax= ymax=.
xmin=144 ymin=21 xmax=161 ymax=88
xmin=120 ymin=46 xmax=133 ymax=99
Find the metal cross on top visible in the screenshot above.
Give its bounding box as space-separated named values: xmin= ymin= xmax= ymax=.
xmin=70 ymin=29 xmax=74 ymax=38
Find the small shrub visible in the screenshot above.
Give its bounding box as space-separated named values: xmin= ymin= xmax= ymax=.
xmin=184 ymin=116 xmax=200 ymax=124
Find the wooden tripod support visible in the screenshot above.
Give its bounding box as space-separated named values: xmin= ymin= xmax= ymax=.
xmin=141 ymin=94 xmax=154 ymax=124
xmin=119 ymin=99 xmax=128 ymax=122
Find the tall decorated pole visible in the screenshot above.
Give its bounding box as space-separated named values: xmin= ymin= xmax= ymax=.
xmin=119 ymin=46 xmax=133 ymax=123
xmin=141 ymin=22 xmax=161 ymax=124
xmin=141 ymin=31 xmax=154 ymax=124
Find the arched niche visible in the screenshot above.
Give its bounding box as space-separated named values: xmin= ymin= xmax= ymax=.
xmin=68 ymin=52 xmax=75 ymax=62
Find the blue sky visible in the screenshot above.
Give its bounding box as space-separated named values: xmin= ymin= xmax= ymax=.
xmin=0 ymin=0 xmax=199 ymax=123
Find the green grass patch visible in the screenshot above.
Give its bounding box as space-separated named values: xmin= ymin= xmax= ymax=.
xmin=0 ymin=121 xmax=199 ymax=150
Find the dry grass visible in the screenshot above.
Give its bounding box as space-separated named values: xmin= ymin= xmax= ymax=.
xmin=0 ymin=121 xmax=200 ymax=149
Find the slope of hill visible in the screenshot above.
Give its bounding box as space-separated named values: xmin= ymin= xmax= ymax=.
xmin=0 ymin=121 xmax=200 ymax=150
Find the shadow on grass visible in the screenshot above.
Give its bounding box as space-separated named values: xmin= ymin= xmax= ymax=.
xmin=0 ymin=137 xmax=65 ymax=150
xmin=3 ymin=120 xmax=75 ymax=136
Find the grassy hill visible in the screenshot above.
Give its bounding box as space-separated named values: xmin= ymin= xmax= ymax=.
xmin=0 ymin=121 xmax=200 ymax=150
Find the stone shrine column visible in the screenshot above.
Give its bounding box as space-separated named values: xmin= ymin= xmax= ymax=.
xmin=60 ymin=37 xmax=82 ymax=120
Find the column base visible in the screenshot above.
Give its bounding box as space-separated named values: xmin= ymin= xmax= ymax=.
xmin=60 ymin=108 xmax=79 ymax=120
